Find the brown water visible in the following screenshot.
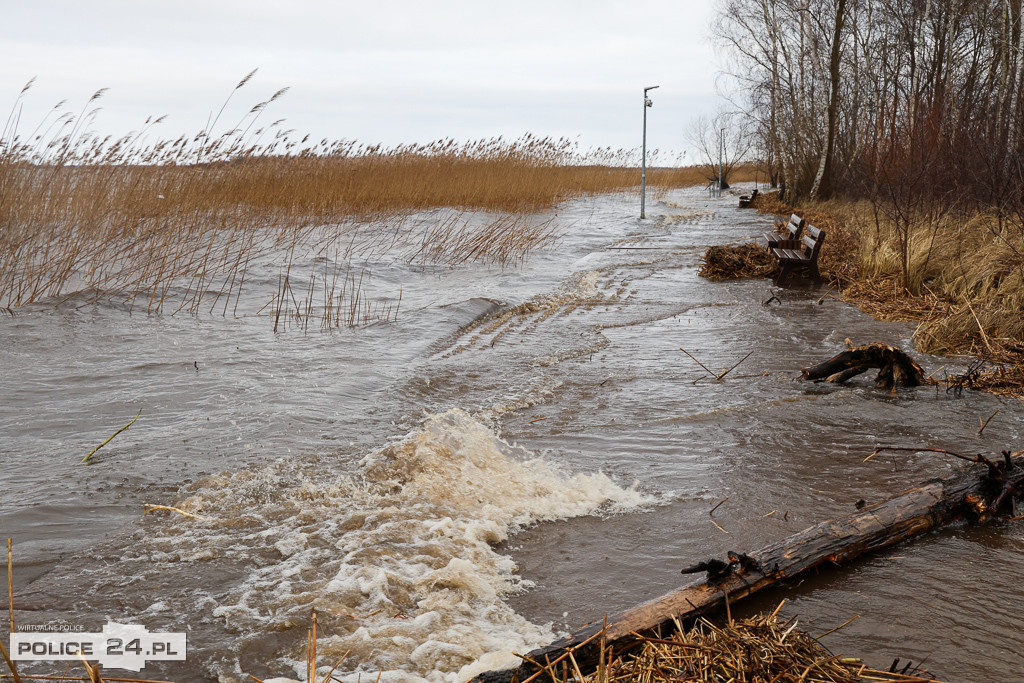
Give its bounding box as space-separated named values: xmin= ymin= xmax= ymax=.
xmin=2 ymin=187 xmax=1021 ymax=683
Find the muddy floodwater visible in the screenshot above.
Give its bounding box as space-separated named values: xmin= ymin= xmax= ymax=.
xmin=2 ymin=186 xmax=1022 ymax=683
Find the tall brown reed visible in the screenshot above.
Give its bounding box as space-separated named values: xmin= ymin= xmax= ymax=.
xmin=0 ymin=82 xmax=705 ymax=328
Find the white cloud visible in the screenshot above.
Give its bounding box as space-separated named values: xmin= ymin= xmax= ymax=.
xmin=1 ymin=0 xmax=723 ymax=153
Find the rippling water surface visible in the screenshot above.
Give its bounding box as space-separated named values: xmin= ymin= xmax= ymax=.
xmin=2 ymin=186 xmax=1021 ymax=683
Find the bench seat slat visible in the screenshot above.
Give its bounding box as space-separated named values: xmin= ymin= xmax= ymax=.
xmin=771 ymin=247 xmax=809 ymax=262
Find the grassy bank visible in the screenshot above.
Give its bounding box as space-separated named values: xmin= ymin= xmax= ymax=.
xmin=753 ymin=192 xmax=1024 ymax=396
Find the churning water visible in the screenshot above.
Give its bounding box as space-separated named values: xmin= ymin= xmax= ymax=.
xmin=2 ymin=187 xmax=1022 ymax=683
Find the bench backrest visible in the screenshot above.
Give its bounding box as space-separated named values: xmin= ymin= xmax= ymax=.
xmin=801 ymin=224 xmax=826 ymax=259
xmin=785 ymin=214 xmax=805 ymax=240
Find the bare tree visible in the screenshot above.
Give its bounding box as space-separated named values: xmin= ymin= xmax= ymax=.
xmin=686 ymin=111 xmax=753 ymax=188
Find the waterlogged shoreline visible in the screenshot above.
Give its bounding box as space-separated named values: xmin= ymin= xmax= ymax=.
xmin=4 ymin=187 xmax=1023 ymax=682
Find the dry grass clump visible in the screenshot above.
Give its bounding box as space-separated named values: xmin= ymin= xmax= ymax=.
xmin=574 ymin=614 xmax=941 ymax=683
xmin=812 ymin=204 xmax=1024 ymax=378
xmin=699 ymin=242 xmax=776 ymax=279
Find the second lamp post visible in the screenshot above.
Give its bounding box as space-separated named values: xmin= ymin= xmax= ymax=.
xmin=640 ymin=85 xmax=659 ymax=219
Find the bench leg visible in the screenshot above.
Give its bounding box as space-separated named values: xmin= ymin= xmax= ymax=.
xmin=774 ymin=264 xmax=792 ymax=286
xmin=809 ymin=261 xmax=823 ymax=285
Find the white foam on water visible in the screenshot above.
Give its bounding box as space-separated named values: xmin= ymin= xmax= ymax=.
xmin=167 ymin=408 xmax=651 ymax=682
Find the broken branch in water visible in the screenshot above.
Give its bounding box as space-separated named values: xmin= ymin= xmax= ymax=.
xmin=471 ymin=452 xmax=1024 ymax=683
xmin=143 ymin=504 xmax=210 ymax=522
xmin=679 ymin=347 xmax=717 ymax=379
xmin=81 ymin=409 xmax=142 ymax=464
xmin=716 ymin=351 xmax=753 ymax=380
xmin=863 ymin=446 xmax=1004 ymax=476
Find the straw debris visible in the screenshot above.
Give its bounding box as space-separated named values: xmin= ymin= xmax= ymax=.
xmin=698 ymin=242 xmax=776 ymax=280
xmin=587 ymin=614 xmax=942 ymax=683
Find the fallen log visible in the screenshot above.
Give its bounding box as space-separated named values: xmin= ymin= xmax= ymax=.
xmin=472 ymin=451 xmax=1024 ymax=683
xmin=802 ymin=342 xmax=924 ymax=388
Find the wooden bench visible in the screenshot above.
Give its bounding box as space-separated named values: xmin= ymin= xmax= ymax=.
xmin=763 ymin=213 xmax=804 ymax=250
xmin=771 ymin=223 xmax=826 ymax=285
xmin=738 ymin=188 xmax=758 ymax=208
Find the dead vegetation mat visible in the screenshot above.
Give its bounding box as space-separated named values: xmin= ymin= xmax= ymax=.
xmin=698 ymin=242 xmax=776 ymax=279
xmin=584 ymin=613 xmax=941 ymax=683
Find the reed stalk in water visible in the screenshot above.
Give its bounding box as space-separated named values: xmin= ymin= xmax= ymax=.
xmin=0 ymin=79 xmax=754 ymax=329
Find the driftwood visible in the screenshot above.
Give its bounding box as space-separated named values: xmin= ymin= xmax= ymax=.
xmin=472 ymin=452 xmax=1024 ymax=683
xmin=803 ymin=342 xmax=924 ymax=388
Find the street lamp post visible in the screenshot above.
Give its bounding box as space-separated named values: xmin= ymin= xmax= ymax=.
xmin=641 ymin=85 xmax=659 ymax=219
xmin=718 ymin=127 xmax=725 ymax=197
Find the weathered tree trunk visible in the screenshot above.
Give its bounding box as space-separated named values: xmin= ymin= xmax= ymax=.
xmin=802 ymin=342 xmax=924 ymax=388
xmin=810 ymin=0 xmax=849 ymax=199
xmin=472 ymin=453 xmax=1024 ymax=683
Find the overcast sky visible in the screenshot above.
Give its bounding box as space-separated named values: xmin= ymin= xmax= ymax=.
xmin=1 ymin=1 xmax=725 ymax=159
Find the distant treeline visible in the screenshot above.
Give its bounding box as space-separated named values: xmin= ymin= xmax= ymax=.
xmin=718 ymin=0 xmax=1024 ymax=210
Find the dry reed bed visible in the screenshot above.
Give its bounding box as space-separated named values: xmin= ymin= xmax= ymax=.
xmin=0 ymin=85 xmax=712 ymax=329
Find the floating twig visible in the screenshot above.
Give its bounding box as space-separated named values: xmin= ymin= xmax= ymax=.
xmin=978 ymin=409 xmax=1000 ymax=435
xmin=143 ymin=504 xmax=210 ymax=522
xmin=814 ymin=614 xmax=860 ymax=640
xmin=7 ymin=538 xmax=13 ymax=635
xmin=81 ymin=410 xmax=141 ymax=464
xmin=679 ymin=347 xmax=717 ymax=379
xmin=717 ymin=351 xmax=754 ymax=380
xmin=815 ymin=285 xmax=836 ymax=305
xmin=0 ymin=675 xmax=174 ymax=682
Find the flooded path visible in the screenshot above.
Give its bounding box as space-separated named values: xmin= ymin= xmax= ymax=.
xmin=2 ymin=187 xmax=1021 ymax=682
